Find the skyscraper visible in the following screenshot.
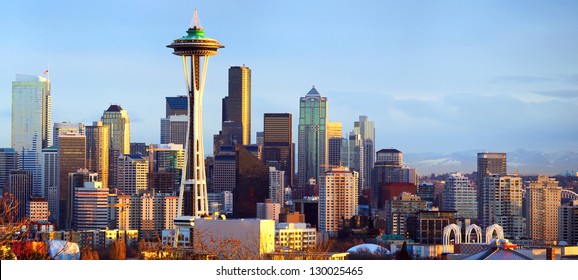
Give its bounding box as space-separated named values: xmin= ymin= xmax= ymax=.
xmin=53 ymin=122 xmax=85 ymax=148
xmin=73 ymin=180 xmax=109 ymax=231
xmin=165 ymin=96 xmax=188 ymax=117
xmin=11 ymin=74 xmax=51 ymax=195
xmin=161 ymin=96 xmax=188 ymax=145
xmin=558 ymin=201 xmax=578 ymax=245
xmin=477 ymin=152 xmax=507 ymax=226
xmin=58 ymin=132 xmax=86 ymax=229
xmin=319 ymin=166 xmax=358 ymax=237
xmin=117 ymin=154 xmax=149 ymax=195
xmin=222 ymin=66 xmax=251 ymax=146
xmin=6 ymin=170 xmax=33 ymax=221
xmin=101 ymin=104 xmax=130 ymax=188
xmin=483 ymin=175 xmax=525 ymax=238
xmin=0 ymin=148 xmax=19 ymax=194
xmin=526 ymin=176 xmax=561 ymax=245
xmin=148 ymin=143 xmax=184 ymax=194
xmin=328 ymin=137 xmax=344 ymax=167
xmin=68 ymin=169 xmax=98 ymax=229
xmin=372 ymin=149 xmax=417 ymax=210
xmin=298 ymin=86 xmax=328 ymax=186
xmin=160 ymin=115 xmax=188 ymax=146
xmin=327 ymin=122 xmax=342 ymax=140
xmin=40 ymin=146 xmax=58 ymax=222
xmin=212 ymin=146 xmax=236 ymax=193
xmin=86 ymin=121 xmax=110 ymax=189
xmin=354 ymin=116 xmax=375 ymax=191
xmin=327 ymin=122 xmax=343 ymax=167
xmin=442 ymin=173 xmax=477 ymax=220
xmin=386 ymin=192 xmax=427 ymax=236
xmin=11 ymin=74 xmax=52 ymax=151
xmin=344 ymin=131 xmax=364 ymax=191
xmin=233 ymin=146 xmax=269 ymax=218
xmin=268 ymin=166 xmax=285 ymax=206
xmin=263 ymin=113 xmax=293 ymax=186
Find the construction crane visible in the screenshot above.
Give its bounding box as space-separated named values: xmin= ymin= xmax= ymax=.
xmin=107 ymin=189 xmax=130 ymax=230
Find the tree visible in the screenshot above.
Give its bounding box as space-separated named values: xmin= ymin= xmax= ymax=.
xmin=108 ymin=238 xmax=126 ymax=260
xmin=80 ymin=245 xmax=100 ymax=260
xmin=397 ymin=240 xmax=412 ymax=260
xmin=0 ymin=193 xmax=28 ymax=260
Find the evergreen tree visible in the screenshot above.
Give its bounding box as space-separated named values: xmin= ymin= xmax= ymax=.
xmin=398 ymin=240 xmax=411 ymax=260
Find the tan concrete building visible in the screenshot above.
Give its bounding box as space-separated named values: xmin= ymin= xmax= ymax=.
xmin=319 ymin=166 xmax=358 ymax=237
xmin=527 ymin=176 xmax=561 ymax=245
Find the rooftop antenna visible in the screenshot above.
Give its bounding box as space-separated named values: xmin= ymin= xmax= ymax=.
xmin=189 ymin=9 xmax=202 ymax=29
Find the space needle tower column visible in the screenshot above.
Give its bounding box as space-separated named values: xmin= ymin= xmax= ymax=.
xmin=167 ymin=10 xmax=224 ymax=222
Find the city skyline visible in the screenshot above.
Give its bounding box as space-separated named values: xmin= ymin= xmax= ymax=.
xmin=2 ymin=1 xmax=578 ymax=161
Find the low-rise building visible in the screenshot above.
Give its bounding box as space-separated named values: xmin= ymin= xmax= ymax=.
xmin=275 ymin=223 xmax=316 ymax=251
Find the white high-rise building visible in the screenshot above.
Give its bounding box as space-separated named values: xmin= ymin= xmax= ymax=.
xmin=344 ymin=131 xmax=364 ymax=192
xmin=117 ymin=154 xmax=148 ymax=195
xmin=443 ymin=173 xmax=477 ymax=219
xmin=269 ymin=167 xmax=285 ymax=205
xmin=319 ymin=166 xmax=358 ymax=237
xmin=73 ymin=181 xmax=109 ymax=231
xmin=484 ymin=175 xmax=525 ymax=239
xmin=353 ymin=116 xmax=374 ymax=193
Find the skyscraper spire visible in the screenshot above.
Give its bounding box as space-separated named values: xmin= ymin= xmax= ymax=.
xmin=167 ymin=10 xmax=223 ymax=241
xmin=189 ymin=9 xmax=203 ymax=29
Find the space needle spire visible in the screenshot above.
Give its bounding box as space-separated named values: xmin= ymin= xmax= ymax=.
xmin=167 ymin=10 xmax=224 ymax=246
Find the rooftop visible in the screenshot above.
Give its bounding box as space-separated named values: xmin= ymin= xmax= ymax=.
xmin=106 ymin=104 xmax=123 ymax=112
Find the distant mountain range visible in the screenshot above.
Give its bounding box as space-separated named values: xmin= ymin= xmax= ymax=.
xmin=404 ymin=149 xmax=578 ymax=176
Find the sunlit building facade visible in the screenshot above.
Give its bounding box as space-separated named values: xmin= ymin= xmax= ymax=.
xmin=101 ymin=104 xmax=130 ymax=188
xmin=117 ymin=154 xmax=148 ymax=195
xmin=73 ymin=181 xmax=109 ymax=231
xmin=526 ymin=176 xmax=561 ymax=245
xmin=222 ymin=66 xmax=252 ymax=146
xmin=477 ymin=152 xmax=507 ymax=227
xmin=86 ymin=121 xmax=109 ymax=189
xmin=298 ymin=87 xmax=328 ymax=186
xmin=443 ymin=173 xmax=477 ymax=219
xmin=484 ymin=175 xmax=525 ymax=239
xmin=319 ymin=166 xmax=358 ymax=237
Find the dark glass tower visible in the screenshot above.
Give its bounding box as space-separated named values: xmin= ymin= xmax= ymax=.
xmin=263 ymin=113 xmax=293 ymax=187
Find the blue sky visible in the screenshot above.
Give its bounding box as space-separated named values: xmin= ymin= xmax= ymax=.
xmin=1 ymin=0 xmax=577 ymax=154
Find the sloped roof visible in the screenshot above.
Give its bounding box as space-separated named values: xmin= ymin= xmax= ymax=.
xmin=106 ymin=104 xmax=123 ymax=112
xmin=306 ymin=86 xmax=320 ymax=96
xmin=464 ymin=247 xmax=532 ymax=260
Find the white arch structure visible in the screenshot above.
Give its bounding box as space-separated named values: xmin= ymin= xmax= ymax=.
xmin=442 ymin=224 xmax=462 ymax=252
xmin=485 ymin=224 xmax=504 ymax=243
xmin=561 ymin=189 xmax=578 ymax=201
xmin=465 ymin=224 xmax=483 ymax=243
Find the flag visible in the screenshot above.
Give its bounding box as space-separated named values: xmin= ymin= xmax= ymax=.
xmin=43 ymin=70 xmax=49 ymax=75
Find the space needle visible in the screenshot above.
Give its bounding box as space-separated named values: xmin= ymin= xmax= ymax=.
xmin=167 ymin=9 xmax=223 ymax=245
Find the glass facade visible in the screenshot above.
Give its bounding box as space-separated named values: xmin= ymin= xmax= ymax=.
xmin=298 ymin=87 xmax=328 ymax=186
xmin=11 ymin=74 xmax=51 ymax=194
